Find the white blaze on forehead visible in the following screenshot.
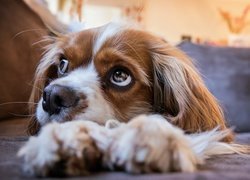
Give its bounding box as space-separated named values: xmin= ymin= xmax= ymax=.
xmin=50 ymin=63 xmax=98 ymax=89
xmin=93 ymin=23 xmax=124 ymax=55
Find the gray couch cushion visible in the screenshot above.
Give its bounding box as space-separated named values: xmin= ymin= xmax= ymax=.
xmin=178 ymin=42 xmax=250 ymax=132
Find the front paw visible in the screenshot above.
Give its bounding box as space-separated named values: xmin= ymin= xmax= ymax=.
xmin=106 ymin=115 xmax=200 ymax=173
xmin=18 ymin=121 xmax=102 ymax=177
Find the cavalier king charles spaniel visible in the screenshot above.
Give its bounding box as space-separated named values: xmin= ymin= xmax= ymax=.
xmin=18 ymin=23 xmax=248 ymax=177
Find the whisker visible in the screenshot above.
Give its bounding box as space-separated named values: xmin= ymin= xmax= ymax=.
xmin=31 ymin=77 xmax=51 ymax=81
xmin=32 ymin=38 xmax=53 ymax=46
xmin=8 ymin=113 xmax=35 ymax=118
xmin=31 ymin=35 xmax=57 ymax=47
xmin=26 ymin=82 xmax=43 ymax=93
xmin=12 ymin=28 xmax=48 ymax=40
xmin=26 ymin=78 xmax=55 ymax=93
xmin=0 ymin=102 xmax=38 ymax=106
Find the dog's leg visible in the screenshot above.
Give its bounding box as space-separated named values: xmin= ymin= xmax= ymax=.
xmin=105 ymin=114 xmax=249 ymax=173
xmin=18 ymin=120 xmax=111 ymax=177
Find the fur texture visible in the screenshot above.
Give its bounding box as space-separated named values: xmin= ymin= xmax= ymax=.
xmin=18 ymin=23 xmax=250 ymax=177
xmin=28 ymin=24 xmax=232 ymax=139
xmin=19 ymin=115 xmax=249 ymax=176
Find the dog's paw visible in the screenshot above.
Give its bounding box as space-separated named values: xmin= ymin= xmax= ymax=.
xmin=18 ymin=121 xmax=102 ymax=177
xmin=106 ymin=115 xmax=201 ymax=173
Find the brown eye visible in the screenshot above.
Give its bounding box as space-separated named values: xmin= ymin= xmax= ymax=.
xmin=110 ymin=69 xmax=132 ymax=87
xmin=58 ymin=59 xmax=69 ymax=76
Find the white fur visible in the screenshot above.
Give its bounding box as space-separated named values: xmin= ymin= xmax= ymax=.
xmin=36 ymin=63 xmax=115 ymax=125
xmin=36 ymin=99 xmax=50 ymax=126
xmin=22 ymin=23 xmax=249 ymax=176
xmin=93 ymin=23 xmax=123 ymax=55
xmin=18 ymin=120 xmax=107 ymax=176
xmin=19 ymin=114 xmax=248 ymax=176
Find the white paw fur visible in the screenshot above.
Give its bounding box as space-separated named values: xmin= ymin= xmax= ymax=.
xmin=105 ymin=115 xmax=200 ymax=173
xmin=18 ymin=115 xmax=249 ymax=176
xmin=18 ymin=121 xmax=105 ymax=176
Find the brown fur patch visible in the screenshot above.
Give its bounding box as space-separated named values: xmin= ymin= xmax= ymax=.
xmin=28 ymin=25 xmax=233 ymax=141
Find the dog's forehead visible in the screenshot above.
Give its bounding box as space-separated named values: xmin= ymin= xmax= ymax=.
xmin=93 ymin=24 xmax=125 ymax=54
xmin=61 ymin=29 xmax=96 ymax=66
xmin=62 ymin=24 xmax=124 ymax=58
xmin=60 ymin=25 xmax=153 ymax=71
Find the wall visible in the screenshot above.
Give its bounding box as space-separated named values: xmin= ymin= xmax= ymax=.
xmin=144 ymin=0 xmax=250 ymax=43
xmin=46 ymin=0 xmax=250 ymax=43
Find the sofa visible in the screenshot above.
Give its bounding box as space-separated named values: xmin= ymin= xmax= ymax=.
xmin=0 ymin=1 xmax=250 ymax=179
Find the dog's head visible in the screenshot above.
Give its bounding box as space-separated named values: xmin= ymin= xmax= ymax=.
xmin=28 ymin=23 xmax=231 ymax=140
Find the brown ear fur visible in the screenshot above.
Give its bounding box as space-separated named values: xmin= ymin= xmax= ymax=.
xmin=150 ymin=40 xmax=233 ymax=142
xmin=27 ymin=66 xmax=47 ymax=135
xmin=27 ymin=40 xmax=59 ymax=135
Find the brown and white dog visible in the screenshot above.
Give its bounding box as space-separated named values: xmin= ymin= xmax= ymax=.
xmin=18 ymin=23 xmax=248 ymax=177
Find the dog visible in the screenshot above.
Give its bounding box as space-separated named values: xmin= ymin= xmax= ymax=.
xmin=18 ymin=23 xmax=248 ymax=177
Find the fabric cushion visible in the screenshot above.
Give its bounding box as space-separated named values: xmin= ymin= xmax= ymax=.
xmin=178 ymin=42 xmax=250 ymax=132
xmin=0 ymin=0 xmax=48 ymax=119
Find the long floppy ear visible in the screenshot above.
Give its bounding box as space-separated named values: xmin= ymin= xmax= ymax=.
xmin=149 ymin=40 xmax=233 ymax=142
xmin=27 ymin=39 xmax=60 ymax=135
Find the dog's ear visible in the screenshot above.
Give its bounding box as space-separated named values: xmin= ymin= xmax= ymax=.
xmin=149 ymin=40 xmax=233 ymax=142
xmin=27 ymin=40 xmax=59 ymax=135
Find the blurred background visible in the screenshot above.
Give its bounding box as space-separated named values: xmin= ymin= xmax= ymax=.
xmin=35 ymin=0 xmax=250 ymax=46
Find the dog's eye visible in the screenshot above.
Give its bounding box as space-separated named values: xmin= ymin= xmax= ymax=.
xmin=58 ymin=59 xmax=69 ymax=76
xmin=110 ymin=69 xmax=132 ymax=87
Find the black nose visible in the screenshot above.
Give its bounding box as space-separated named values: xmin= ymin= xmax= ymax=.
xmin=42 ymin=85 xmax=79 ymax=115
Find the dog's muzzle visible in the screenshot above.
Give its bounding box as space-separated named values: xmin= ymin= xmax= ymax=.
xmin=42 ymin=85 xmax=79 ymax=115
